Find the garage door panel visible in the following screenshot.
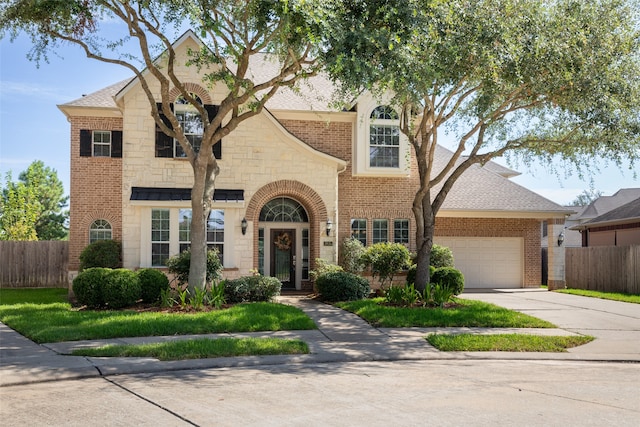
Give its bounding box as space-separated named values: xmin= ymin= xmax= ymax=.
xmin=434 ymin=237 xmax=523 ymax=288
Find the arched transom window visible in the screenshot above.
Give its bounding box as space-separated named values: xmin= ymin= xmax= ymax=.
xmin=259 ymin=198 xmax=309 ymax=222
xmin=89 ymin=219 xmax=112 ymax=243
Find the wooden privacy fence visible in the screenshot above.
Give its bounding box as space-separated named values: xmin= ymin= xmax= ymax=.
xmin=566 ymin=245 xmax=640 ymax=294
xmin=0 ymin=241 xmax=68 ymax=288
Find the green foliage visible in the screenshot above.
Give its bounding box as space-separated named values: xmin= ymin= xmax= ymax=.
xmin=72 ymin=267 xmax=111 ymax=308
xmin=362 ymin=242 xmax=411 ymax=289
xmin=160 ymin=288 xmax=175 ymax=308
xmin=223 ymin=275 xmax=282 ymax=303
xmin=339 ymin=237 xmax=366 ymax=274
xmin=385 ymin=284 xmax=420 ymax=306
xmin=136 ymin=268 xmax=170 ymax=304
xmin=0 ymin=171 xmax=39 ymax=240
xmin=310 ymin=258 xmax=343 ymax=281
xmin=79 ymin=240 xmax=121 ymax=271
xmin=102 ymin=269 xmax=141 ymax=310
xmin=190 ymin=287 xmax=208 ymax=310
xmin=166 ymin=248 xmax=222 ymax=287
xmin=315 ymin=271 xmax=370 ymax=302
xmin=406 ymin=264 xmax=436 ymax=286
xmin=431 ymin=267 xmax=465 ymax=296
xmin=430 ymin=245 xmax=454 ymax=269
xmin=429 ymin=284 xmax=455 ymax=308
xmin=207 ymin=282 xmax=226 ymax=309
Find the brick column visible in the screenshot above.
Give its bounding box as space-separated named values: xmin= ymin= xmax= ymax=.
xmin=547 ymin=218 xmax=566 ymax=290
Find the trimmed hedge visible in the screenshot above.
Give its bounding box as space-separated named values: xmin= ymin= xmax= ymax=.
xmin=315 ymin=271 xmax=370 ymax=302
xmin=72 ymin=267 xmax=111 ymax=308
xmin=224 ymin=275 xmax=282 ymax=303
xmin=431 ymin=267 xmax=465 ymax=296
xmin=79 ymin=240 xmax=121 ymax=271
xmin=406 ymin=264 xmax=437 ymax=287
xmin=102 ymin=269 xmax=141 ymax=309
xmin=137 ymin=268 xmax=170 ymax=303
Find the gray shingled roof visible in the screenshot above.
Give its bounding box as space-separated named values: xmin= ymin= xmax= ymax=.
xmin=61 ymin=78 xmax=130 ymax=109
xmin=435 ymin=146 xmax=568 ymax=214
xmin=575 ymin=197 xmax=640 ymax=228
xmin=578 ymin=188 xmax=640 ymax=221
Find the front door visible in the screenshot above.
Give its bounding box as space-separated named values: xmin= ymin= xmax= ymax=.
xmin=271 ymin=229 xmax=296 ymax=289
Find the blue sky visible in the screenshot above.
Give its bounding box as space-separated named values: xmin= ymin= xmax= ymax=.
xmin=1 ymin=32 xmax=638 ymax=206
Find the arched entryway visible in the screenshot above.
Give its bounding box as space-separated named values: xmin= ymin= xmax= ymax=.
xmin=258 ymin=197 xmax=309 ymax=289
xmin=246 ymin=180 xmax=329 ymax=291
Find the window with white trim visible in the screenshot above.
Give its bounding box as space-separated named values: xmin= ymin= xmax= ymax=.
xmin=174 ymin=94 xmax=204 ymax=158
xmin=93 ymin=131 xmax=111 ymax=157
xmin=394 ymin=219 xmax=409 ymax=244
xmin=177 ymin=208 xmax=224 ymax=262
xmin=89 ymin=219 xmax=112 ymax=243
xmin=372 ymin=219 xmax=388 ymax=243
xmin=369 ymin=106 xmax=400 ymax=168
xmin=351 ymin=219 xmax=367 ymax=246
xmin=151 ymin=209 xmax=170 ymax=266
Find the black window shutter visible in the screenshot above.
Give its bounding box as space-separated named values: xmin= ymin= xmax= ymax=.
xmin=80 ymin=130 xmax=92 ymax=157
xmin=155 ymin=102 xmax=174 ymax=158
xmin=205 ymin=104 xmax=222 ymax=159
xmin=111 ymin=131 xmax=123 ymax=158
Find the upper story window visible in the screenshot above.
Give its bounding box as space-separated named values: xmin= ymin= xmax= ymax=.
xmin=369 ymin=106 xmax=400 ymax=168
xmin=79 ymin=130 xmax=122 ymax=158
xmin=174 ymin=94 xmax=204 ymax=158
xmin=92 ymin=131 xmax=112 ymax=157
xmin=353 ymin=93 xmax=408 ymax=177
xmin=155 ymin=93 xmax=221 ymax=160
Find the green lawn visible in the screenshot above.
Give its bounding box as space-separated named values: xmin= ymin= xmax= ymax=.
xmin=556 ymin=288 xmax=640 ymax=304
xmin=71 ymin=337 xmax=309 ymax=361
xmin=336 ymin=298 xmax=555 ymax=328
xmin=427 ymin=333 xmax=594 ymax=352
xmin=0 ymin=289 xmax=316 ymax=343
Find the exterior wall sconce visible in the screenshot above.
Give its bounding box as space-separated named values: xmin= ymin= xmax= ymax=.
xmin=326 ymin=219 xmax=333 ymax=236
xmin=557 ymin=231 xmax=565 ymax=246
xmin=241 ymin=217 xmax=248 ymax=235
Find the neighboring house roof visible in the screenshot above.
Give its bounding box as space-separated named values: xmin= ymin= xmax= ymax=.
xmin=571 ymin=197 xmax=640 ymax=230
xmin=577 ymin=188 xmax=640 ymax=222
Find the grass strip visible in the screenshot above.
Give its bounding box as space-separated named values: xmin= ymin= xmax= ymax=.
xmin=71 ymin=337 xmax=309 ymax=361
xmin=0 ymin=290 xmax=316 ymax=343
xmin=0 ymin=288 xmax=68 ymax=305
xmin=427 ymin=334 xmax=594 ymax=352
xmin=555 ymin=289 xmax=640 ymax=304
xmin=336 ymin=298 xmax=555 ymax=328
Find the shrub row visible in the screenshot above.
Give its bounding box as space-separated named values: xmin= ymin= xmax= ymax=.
xmin=315 ymin=271 xmax=370 ymax=302
xmin=73 ymin=267 xmax=169 ymax=309
xmin=223 ymin=275 xmax=282 ymax=303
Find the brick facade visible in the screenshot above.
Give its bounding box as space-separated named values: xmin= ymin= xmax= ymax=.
xmin=68 ymin=116 xmax=123 ymax=270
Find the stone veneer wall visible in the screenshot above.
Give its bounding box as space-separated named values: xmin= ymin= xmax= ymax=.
xmin=68 ymin=116 xmax=123 ymax=271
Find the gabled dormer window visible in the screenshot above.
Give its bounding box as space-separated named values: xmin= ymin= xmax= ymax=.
xmin=353 ymin=94 xmax=409 ymax=177
xmin=369 ymin=106 xmax=400 ymax=168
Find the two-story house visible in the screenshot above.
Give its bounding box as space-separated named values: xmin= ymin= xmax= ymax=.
xmin=59 ymin=31 xmax=570 ymax=291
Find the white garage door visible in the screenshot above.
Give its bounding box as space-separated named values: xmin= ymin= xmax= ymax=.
xmin=434 ymin=237 xmax=523 ymax=288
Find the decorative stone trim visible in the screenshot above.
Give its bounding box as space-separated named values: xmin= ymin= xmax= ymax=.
xmin=168 ymin=83 xmax=212 ymax=104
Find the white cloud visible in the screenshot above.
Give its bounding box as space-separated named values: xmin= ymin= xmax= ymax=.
xmin=0 ymin=81 xmax=63 ymax=100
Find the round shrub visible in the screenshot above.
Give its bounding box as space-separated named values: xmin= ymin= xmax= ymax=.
xmin=430 ymin=244 xmax=454 ymax=268
xmin=79 ymin=240 xmax=122 ymax=271
xmin=362 ymin=242 xmax=411 ymax=289
xmin=102 ymin=269 xmax=141 ymax=309
xmin=166 ymin=248 xmax=222 ymax=286
xmin=72 ymin=267 xmax=111 ymax=308
xmin=224 ymin=275 xmax=282 ymax=303
xmin=431 ymin=267 xmax=465 ymax=296
xmin=137 ymin=268 xmax=170 ymax=303
xmin=315 ymin=271 xmax=370 ymax=302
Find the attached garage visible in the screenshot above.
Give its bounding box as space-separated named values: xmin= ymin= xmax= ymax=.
xmin=434 ymin=237 xmax=523 ymax=288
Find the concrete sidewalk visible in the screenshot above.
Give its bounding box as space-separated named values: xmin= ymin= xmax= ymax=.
xmin=1 ymin=291 xmax=639 ymax=387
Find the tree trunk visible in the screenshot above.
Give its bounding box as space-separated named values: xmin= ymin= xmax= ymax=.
xmin=413 ymin=191 xmax=436 ymax=293
xmin=188 ymin=161 xmax=214 ymax=293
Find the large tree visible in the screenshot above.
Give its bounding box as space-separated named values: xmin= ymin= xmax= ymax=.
xmin=324 ymin=0 xmax=640 ymax=291
xmin=1 ymin=0 xmax=328 ymax=291
xmin=0 ymin=161 xmax=68 ymax=240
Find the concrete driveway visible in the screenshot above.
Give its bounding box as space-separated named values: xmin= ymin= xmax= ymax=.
xmin=460 ymin=288 xmax=640 ymax=359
